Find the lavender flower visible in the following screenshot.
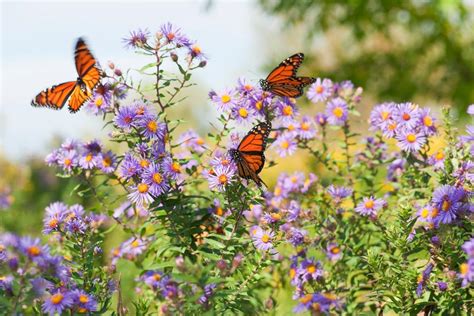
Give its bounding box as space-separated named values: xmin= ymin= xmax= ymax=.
xmin=123 ymin=28 xmax=150 ymax=48
xmin=206 ymin=165 xmax=235 ymax=192
xmin=160 ymin=22 xmax=190 ymax=46
xmin=252 ymin=228 xmax=275 ymax=251
xmin=326 ymin=243 xmax=342 ymax=261
xmin=327 ymin=185 xmax=352 ymax=204
xmin=325 ymin=97 xmax=348 ymax=126
xmin=394 ymin=102 xmax=420 ymax=130
xmin=42 ymin=290 xmax=74 ymax=315
xmin=355 ymin=196 xmax=385 ymax=217
xmin=273 ymin=133 xmax=297 ymax=157
xmin=459 ymin=259 xmax=474 ymax=287
xmin=115 ymin=105 xmax=138 ymax=130
xmin=396 ymin=129 xmax=426 ymax=152
xmin=307 ymin=78 xmax=333 ymax=103
xmin=72 ymin=290 xmax=97 ymax=313
xmin=431 ymin=185 xmax=469 ymax=224
xmin=142 ymin=163 xmax=170 ymax=196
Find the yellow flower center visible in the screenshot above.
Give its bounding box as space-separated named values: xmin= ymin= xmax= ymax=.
xmin=381 ymin=111 xmax=390 ymax=120
xmin=131 ymin=240 xmax=140 ymax=248
xmin=244 ymin=84 xmax=253 ymax=91
xmin=153 ymin=273 xmax=161 ymax=281
xmin=406 ymin=133 xmax=417 ymax=143
xmin=49 ymin=218 xmax=59 ymax=228
xmin=301 ymin=122 xmax=310 ymax=131
xmin=291 ymin=176 xmax=298 ymax=183
xmin=270 ymin=213 xmax=281 ymax=221
xmin=417 ymin=274 xmax=423 ymax=283
xmin=140 ymin=159 xmax=150 ymax=168
xmin=460 ymin=263 xmax=468 ymax=275
xmin=331 ymin=247 xmax=340 ymax=254
xmin=364 ymin=200 xmax=374 ymax=209
xmin=218 ymin=174 xmax=228 ymax=184
xmin=388 ymin=122 xmax=397 ymax=131
xmin=423 ymin=116 xmax=433 ymax=127
xmin=172 ymin=162 xmax=181 ymax=173
xmin=442 ymin=199 xmax=450 ymax=212
xmin=311 ymin=303 xmax=321 ymax=312
xmin=280 ymin=141 xmax=289 ymax=149
xmin=435 ymin=151 xmax=444 ymax=161
xmin=287 ymin=124 xmax=295 ymax=131
xmin=282 ymin=106 xmax=293 ymax=116
xmin=420 ymin=208 xmax=429 ymax=218
xmin=221 ymin=95 xmax=231 ymax=103
xmin=137 ymin=183 xmax=149 ymax=194
xmin=64 ymin=158 xmax=72 ymax=167
xmin=192 ymin=45 xmax=201 ymax=54
xmin=289 ymin=268 xmax=296 ymax=279
xmin=147 ymin=121 xmax=157 ymax=132
xmin=153 ymin=172 xmax=163 ymax=184
xmin=261 ymin=234 xmax=270 ymax=243
xmin=79 ymin=294 xmax=89 ymax=304
xmin=323 ymin=293 xmax=337 ymax=300
xmin=27 ymin=246 xmax=41 ymax=257
xmin=50 ymin=293 xmax=64 ymax=305
xmin=85 ymin=154 xmax=93 ymax=162
xmin=315 ymin=85 xmax=323 ymax=93
xmin=274 ymin=186 xmax=282 ymax=196
xmin=95 ymin=97 xmax=103 ymax=107
xmin=238 ymin=107 xmax=248 ymax=118
xmin=333 ymin=107 xmax=343 ymax=118
xmin=255 ymin=101 xmax=263 ymax=110
xmin=78 ymin=308 xmax=87 ymax=313
xmin=196 ymin=138 xmax=205 ymax=145
xmin=431 ymin=207 xmax=439 ymax=218
xmin=215 ymin=207 xmax=224 ymax=216
xmin=307 ymin=264 xmax=316 ymax=274
xmin=103 ymin=156 xmax=112 ymax=167
xmin=299 ymin=294 xmax=313 ymax=304
xmin=402 ymin=113 xmax=411 ymax=121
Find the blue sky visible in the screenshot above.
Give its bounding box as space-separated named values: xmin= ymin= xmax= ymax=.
xmin=1 ymin=0 xmax=291 ymax=159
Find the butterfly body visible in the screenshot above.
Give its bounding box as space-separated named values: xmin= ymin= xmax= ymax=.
xmin=31 ymin=38 xmax=101 ymax=113
xmin=229 ymin=121 xmax=271 ymax=187
xmin=260 ymin=53 xmax=316 ymax=98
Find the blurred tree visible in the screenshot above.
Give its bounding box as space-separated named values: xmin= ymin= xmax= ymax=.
xmin=259 ymin=0 xmax=474 ymax=113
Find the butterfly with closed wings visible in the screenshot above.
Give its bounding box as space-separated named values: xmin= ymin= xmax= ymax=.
xmin=229 ymin=121 xmax=272 ymax=187
xmin=259 ymin=53 xmax=316 ymax=98
xmin=31 ymin=38 xmax=102 ymax=113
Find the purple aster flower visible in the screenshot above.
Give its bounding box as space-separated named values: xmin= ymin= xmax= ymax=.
xmin=178 ymin=129 xmax=207 ymax=154
xmin=467 ymin=104 xmax=474 ymax=115
xmin=236 ymin=77 xmax=256 ymax=94
xmin=42 ymin=290 xmax=74 ymax=316
xmin=419 ymin=107 xmax=437 ymax=136
xmin=72 ymin=290 xmax=97 ymax=313
xmin=138 ymin=115 xmax=166 ymax=140
xmin=96 ymin=150 xmax=116 ymax=173
xmin=211 ymin=88 xmax=237 ymax=112
xmin=428 ymin=150 xmax=445 ymax=170
xmin=285 ymin=200 xmax=301 ymax=221
xmin=86 ymin=84 xmax=113 ymax=115
xmin=123 ymin=28 xmax=150 ymax=48
xmin=452 ymin=161 xmax=474 ymax=184
xmin=252 ymin=228 xmax=275 ymax=251
xmin=206 ymin=165 xmax=235 ymax=192
xmin=231 ymin=102 xmax=255 ymax=123
xmin=19 ymin=236 xmax=48 ymax=259
xmin=296 ymin=116 xmax=317 ymax=139
xmin=325 ymin=97 xmax=348 ymax=126
xmin=160 ymin=22 xmax=190 ymax=46
xmin=396 ymin=129 xmax=426 ymax=152
xmin=437 ymin=281 xmax=448 ymax=291
xmin=142 ymin=163 xmax=170 ymax=196
xmin=45 ymin=202 xmax=68 ymax=217
xmin=58 ymin=151 xmax=78 ymax=172
xmin=431 ymin=185 xmax=469 ymax=224
xmin=287 ymin=228 xmax=306 ymax=247
xmin=118 ymin=153 xmax=140 ymax=180
xmin=65 ymin=217 xmax=87 ymax=234
xmin=315 ymin=112 xmax=327 ymax=126
xmin=30 ymin=277 xmax=53 ymax=297
xmin=416 ymin=263 xmax=433 ymax=297
xmin=210 ymin=150 xmax=235 ymax=170
xmin=326 ymin=243 xmax=342 ymax=261
xmin=61 ymin=138 xmax=79 ymax=152
xmin=45 ymin=149 xmax=61 ymax=166
xmin=369 ymin=102 xmax=396 ymax=131
xmin=327 ymin=185 xmax=352 ymax=204
xmin=459 ymin=259 xmax=474 ymax=287
xmin=294 ymin=293 xmax=338 ymax=314
xmin=121 ymin=237 xmax=147 ymax=260
xmin=273 ymin=133 xmax=297 ymax=157
xmin=187 ymin=42 xmax=207 ymax=61
xmin=394 ymin=102 xmax=420 ymax=130
xmin=462 ymin=238 xmax=474 ymax=258
xmin=243 ymin=204 xmax=263 ymax=222
xmin=128 ymin=182 xmax=154 ymax=206
xmin=43 ymin=212 xmax=64 ymax=234
xmin=299 ymin=258 xmax=323 ymax=282
xmin=142 ymin=270 xmax=164 ymax=290
xmin=387 ymin=158 xmax=406 ymax=181
xmin=115 ymin=105 xmax=138 ymax=130
xmin=380 ymin=119 xmax=399 ymax=139
xmin=275 ymin=98 xmax=298 ymax=122
xmin=307 ymin=78 xmax=333 ymax=103
xmin=79 ymin=152 xmax=97 ymax=170
xmin=355 ymin=196 xmax=385 ymax=217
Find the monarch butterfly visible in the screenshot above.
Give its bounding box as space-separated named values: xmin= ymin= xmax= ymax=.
xmin=229 ymin=121 xmax=272 ymax=187
xmin=259 ymin=53 xmax=316 ymax=98
xmin=31 ymin=38 xmax=101 ymax=113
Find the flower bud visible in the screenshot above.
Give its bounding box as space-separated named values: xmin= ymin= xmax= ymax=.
xmin=216 ymin=259 xmax=228 ymax=272
xmin=199 ymin=60 xmax=207 ymax=68
xmin=170 ymin=52 xmax=178 ymax=62
xmin=108 ymin=61 xmax=115 ymax=70
xmin=175 ymin=255 xmax=185 ymax=272
xmin=114 ymin=68 xmax=122 ymax=76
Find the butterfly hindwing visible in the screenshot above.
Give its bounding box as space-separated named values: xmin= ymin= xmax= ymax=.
xmin=261 ymin=53 xmax=315 ymax=98
xmin=31 ymin=81 xmax=77 ymax=110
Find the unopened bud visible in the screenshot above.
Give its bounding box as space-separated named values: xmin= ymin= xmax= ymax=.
xmin=108 ymin=61 xmax=115 ymax=70
xmin=114 ymin=68 xmax=122 ymax=76
xmin=198 ymin=60 xmax=207 ymax=68
xmin=170 ymin=52 xmax=178 ymax=62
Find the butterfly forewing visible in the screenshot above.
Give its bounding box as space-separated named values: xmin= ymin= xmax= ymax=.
xmin=31 ymin=81 xmax=77 ymax=110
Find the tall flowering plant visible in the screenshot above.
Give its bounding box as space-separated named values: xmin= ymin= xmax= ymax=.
xmin=1 ymin=24 xmax=472 ymax=314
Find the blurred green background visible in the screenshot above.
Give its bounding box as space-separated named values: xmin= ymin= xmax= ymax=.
xmin=1 ymin=0 xmax=473 ymax=313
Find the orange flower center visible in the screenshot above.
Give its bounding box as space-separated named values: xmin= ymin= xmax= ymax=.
xmin=435 ymin=151 xmax=444 ymax=161
xmin=270 ymin=213 xmax=281 ymax=221
xmin=255 ymin=101 xmax=262 ymax=110
xmin=153 ymin=273 xmax=161 ymax=281
xmin=301 ymin=122 xmax=310 ymax=131
xmin=307 ymin=264 xmax=316 ymax=274
xmin=215 ymin=207 xmax=224 ymax=216
xmin=441 ymin=199 xmax=450 ymax=212
xmin=431 ymin=207 xmax=439 ymax=218
xmin=423 ymin=116 xmax=433 ymax=127
xmin=79 ymin=294 xmax=89 ymax=304
xmin=311 ymin=303 xmax=321 ymax=312
xmin=388 ymin=122 xmax=397 ymax=131
xmin=64 ymin=158 xmax=72 ymax=167
xmin=153 ymin=173 xmax=163 ymax=184
xmin=218 ymin=174 xmax=228 ymax=184
xmin=282 ymin=106 xmax=293 ymax=116
xmin=147 ymin=121 xmax=157 ymax=132
xmin=192 ymin=45 xmax=201 ymax=54
xmin=85 ymin=154 xmax=93 ymax=162
xmin=402 ymin=113 xmax=411 ymax=121
xmin=49 ymin=218 xmax=59 ymax=228
xmin=137 ymin=183 xmax=149 ymax=194
xmin=460 ymin=263 xmax=468 ymax=275
xmin=50 ymin=293 xmax=64 ymax=305
xmin=27 ymin=246 xmax=41 ymax=257
xmin=95 ymin=97 xmax=103 ymax=107
xmin=315 ymin=85 xmax=323 ymax=93
xmin=238 ymin=108 xmax=248 ymax=118
xmin=290 ymin=268 xmax=296 ymax=279
xmin=140 ymin=159 xmax=150 ymax=168
xmin=364 ymin=200 xmax=374 ymax=209
xmin=331 ymin=247 xmax=340 ymax=254
xmin=280 ymin=141 xmax=289 ymax=149
xmin=299 ymin=294 xmax=312 ymax=304
xmin=172 ymin=162 xmax=181 ymax=173
xmin=103 ymin=156 xmax=112 ymax=167
xmin=333 ymin=107 xmax=343 ymax=118
xmin=261 ymin=234 xmax=270 ymax=243
xmin=167 ymin=33 xmax=175 ymax=41
xmin=131 ymin=240 xmax=140 ymax=248
xmin=381 ymin=111 xmax=390 ymax=120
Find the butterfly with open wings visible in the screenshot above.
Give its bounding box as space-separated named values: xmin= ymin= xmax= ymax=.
xmin=31 ymin=38 xmax=102 ymax=113
xmin=259 ymin=53 xmax=316 ymax=98
xmin=229 ymin=121 xmax=272 ymax=187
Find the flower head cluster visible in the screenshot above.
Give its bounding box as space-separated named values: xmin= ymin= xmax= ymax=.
xmin=294 ymin=292 xmax=340 ymax=314
xmin=139 ymin=270 xmax=180 ymax=299
xmin=416 ymin=263 xmax=433 ymax=297
xmin=42 ymin=202 xmax=107 ymax=235
xmin=85 ymin=83 xmax=125 ymax=115
xmin=370 ymin=102 xmax=437 ymax=153
xmin=355 ymin=196 xmax=386 ymax=218
xmin=45 ymin=138 xmax=116 ymax=174
xmin=459 ymin=238 xmax=474 ymax=287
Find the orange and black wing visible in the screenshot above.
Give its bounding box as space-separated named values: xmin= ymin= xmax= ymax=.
xmin=75 ymin=37 xmax=101 ymax=91
xmin=31 ymin=81 xmax=77 ymax=110
xmin=265 ymin=53 xmax=305 ymax=83
xmin=68 ymin=85 xmax=91 ymax=113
